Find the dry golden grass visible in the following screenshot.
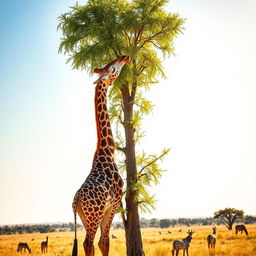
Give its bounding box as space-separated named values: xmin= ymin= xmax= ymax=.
xmin=0 ymin=224 xmax=255 ymax=256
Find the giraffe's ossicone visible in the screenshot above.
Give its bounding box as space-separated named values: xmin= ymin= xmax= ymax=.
xmin=72 ymin=56 xmax=130 ymax=256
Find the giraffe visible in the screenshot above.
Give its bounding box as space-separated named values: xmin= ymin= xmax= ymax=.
xmin=72 ymin=55 xmax=130 ymax=256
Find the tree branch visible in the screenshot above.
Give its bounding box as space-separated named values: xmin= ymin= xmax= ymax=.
xmin=134 ymin=25 xmax=145 ymax=46
xmin=111 ymin=113 xmax=124 ymax=125
xmin=117 ymin=146 xmax=126 ymax=154
xmin=138 ymin=66 xmax=147 ymax=76
xmin=120 ymin=201 xmax=127 ymax=228
xmin=139 ymin=23 xmax=168 ymax=49
xmin=139 ymin=150 xmax=169 ymax=175
xmin=139 ymin=19 xmax=182 ymax=50
xmin=84 ymin=40 xmax=101 ymax=56
xmin=123 ymin=30 xmax=131 ymax=46
xmin=131 ymin=83 xmax=137 ymax=102
xmin=138 ymin=173 xmax=147 ymax=178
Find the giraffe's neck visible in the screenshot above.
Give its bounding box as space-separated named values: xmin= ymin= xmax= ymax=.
xmin=93 ymin=80 xmax=115 ymax=161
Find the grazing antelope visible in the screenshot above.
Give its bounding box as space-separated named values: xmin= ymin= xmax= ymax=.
xmin=159 ymin=231 xmax=162 ymax=235
xmin=235 ymin=224 xmax=248 ymax=235
xmin=111 ymin=234 xmax=117 ymax=239
xmin=41 ymin=236 xmax=49 ymax=253
xmin=168 ymin=230 xmax=172 ymax=234
xmin=17 ymin=243 xmax=31 ymax=254
xmin=178 ymin=229 xmax=182 ymax=232
xmin=171 ymin=230 xmax=195 ymax=256
xmin=207 ymin=227 xmax=217 ymax=249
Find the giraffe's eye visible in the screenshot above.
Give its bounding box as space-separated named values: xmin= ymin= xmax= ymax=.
xmin=112 ymin=67 xmax=116 ymax=72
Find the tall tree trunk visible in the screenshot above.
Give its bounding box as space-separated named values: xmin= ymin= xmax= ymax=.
xmin=121 ymin=85 xmax=144 ymax=256
xmin=124 ymin=196 xmax=144 ymax=256
xmin=225 ymin=215 xmax=234 ymax=230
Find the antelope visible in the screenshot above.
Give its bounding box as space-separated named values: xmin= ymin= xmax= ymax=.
xmin=235 ymin=224 xmax=248 ymax=235
xmin=111 ymin=234 xmax=117 ymax=239
xmin=17 ymin=243 xmax=31 ymax=254
xmin=207 ymin=227 xmax=217 ymax=249
xmin=171 ymin=230 xmax=195 ymax=256
xmin=168 ymin=231 xmax=172 ymax=234
xmin=41 ymin=236 xmax=49 ymax=253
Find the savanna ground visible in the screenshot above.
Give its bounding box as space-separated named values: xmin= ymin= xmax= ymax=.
xmin=0 ymin=224 xmax=255 ymax=256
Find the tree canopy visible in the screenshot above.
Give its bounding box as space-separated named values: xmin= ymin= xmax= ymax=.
xmin=214 ymin=208 xmax=244 ymax=230
xmin=58 ymin=0 xmax=184 ymax=84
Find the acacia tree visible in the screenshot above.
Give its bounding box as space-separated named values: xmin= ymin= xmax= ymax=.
xmin=214 ymin=208 xmax=244 ymax=230
xmin=58 ymin=0 xmax=184 ymax=255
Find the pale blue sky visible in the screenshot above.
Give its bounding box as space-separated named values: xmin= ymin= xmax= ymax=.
xmin=0 ymin=0 xmax=256 ymax=225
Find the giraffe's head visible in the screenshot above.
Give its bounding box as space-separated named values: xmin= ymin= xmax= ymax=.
xmin=93 ymin=56 xmax=130 ymax=85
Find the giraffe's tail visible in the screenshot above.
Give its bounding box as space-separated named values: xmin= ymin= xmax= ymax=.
xmin=72 ymin=211 xmax=78 ymax=256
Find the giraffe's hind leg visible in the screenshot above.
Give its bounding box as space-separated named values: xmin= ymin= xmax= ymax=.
xmin=98 ymin=205 xmax=118 ymax=256
xmin=83 ymin=235 xmax=95 ymax=256
xmin=82 ymin=223 xmax=99 ymax=256
xmin=79 ymin=209 xmax=103 ymax=256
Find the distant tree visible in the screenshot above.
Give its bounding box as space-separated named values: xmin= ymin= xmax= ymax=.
xmin=140 ymin=218 xmax=149 ymax=228
xmin=169 ymin=219 xmax=177 ymax=226
xmin=177 ymin=218 xmax=191 ymax=226
xmin=26 ymin=226 xmax=33 ymax=234
xmin=202 ymin=220 xmax=208 ymax=226
xmin=214 ymin=208 xmax=244 ymax=230
xmin=149 ymin=218 xmax=159 ymax=228
xmin=159 ymin=219 xmax=172 ymax=228
xmin=244 ymin=215 xmax=256 ymax=224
